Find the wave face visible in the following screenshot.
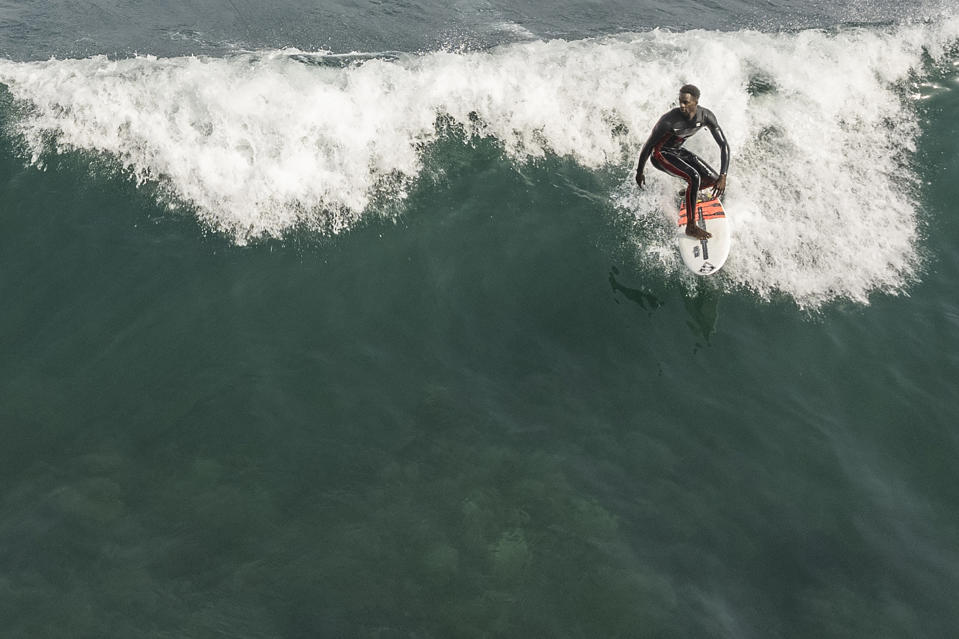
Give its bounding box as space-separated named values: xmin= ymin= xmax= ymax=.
xmin=0 ymin=17 xmax=957 ymax=306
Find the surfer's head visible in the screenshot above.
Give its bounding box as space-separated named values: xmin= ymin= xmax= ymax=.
xmin=679 ymin=84 xmax=700 ymax=119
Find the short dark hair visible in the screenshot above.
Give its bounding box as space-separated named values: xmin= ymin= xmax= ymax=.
xmin=680 ymin=84 xmax=701 ymax=99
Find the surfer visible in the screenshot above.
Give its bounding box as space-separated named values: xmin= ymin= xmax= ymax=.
xmin=635 ymin=84 xmax=730 ymax=240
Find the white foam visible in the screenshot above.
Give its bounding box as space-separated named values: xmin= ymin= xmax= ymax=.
xmin=0 ymin=16 xmax=957 ymax=306
xmin=491 ymin=21 xmax=538 ymax=41
xmin=619 ymin=19 xmax=959 ymax=307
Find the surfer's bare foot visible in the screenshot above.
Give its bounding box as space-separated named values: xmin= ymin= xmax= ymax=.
xmin=685 ymin=225 xmax=712 ymax=240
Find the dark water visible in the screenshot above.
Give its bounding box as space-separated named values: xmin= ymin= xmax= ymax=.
xmin=1 ymin=2 xmax=958 ymax=637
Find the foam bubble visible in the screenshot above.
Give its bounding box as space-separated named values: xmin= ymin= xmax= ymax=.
xmin=0 ymin=16 xmax=957 ymax=306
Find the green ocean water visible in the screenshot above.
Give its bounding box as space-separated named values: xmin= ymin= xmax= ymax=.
xmin=2 ymin=3 xmax=959 ymax=638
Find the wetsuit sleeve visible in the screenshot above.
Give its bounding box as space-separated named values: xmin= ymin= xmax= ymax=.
xmin=705 ymin=109 xmax=730 ymax=175
xmin=636 ymin=113 xmax=672 ymax=174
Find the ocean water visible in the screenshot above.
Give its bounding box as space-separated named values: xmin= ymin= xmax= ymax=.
xmin=1 ymin=1 xmax=958 ymax=637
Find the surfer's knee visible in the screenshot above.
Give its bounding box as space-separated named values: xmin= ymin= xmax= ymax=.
xmin=688 ymin=173 xmax=701 ymax=192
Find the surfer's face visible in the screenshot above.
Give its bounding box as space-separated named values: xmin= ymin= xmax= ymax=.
xmin=678 ymin=92 xmax=698 ymax=119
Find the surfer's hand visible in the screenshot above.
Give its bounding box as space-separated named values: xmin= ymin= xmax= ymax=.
xmin=636 ymin=171 xmax=645 ymax=189
xmin=711 ymin=174 xmax=727 ymax=198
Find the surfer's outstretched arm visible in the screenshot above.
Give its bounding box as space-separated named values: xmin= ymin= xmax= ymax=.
xmin=636 ymin=115 xmax=671 ymax=188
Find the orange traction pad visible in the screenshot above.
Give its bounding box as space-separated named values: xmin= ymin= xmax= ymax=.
xmin=678 ymin=198 xmax=726 ymax=226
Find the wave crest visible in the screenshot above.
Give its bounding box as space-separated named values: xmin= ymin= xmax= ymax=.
xmin=1 ymin=16 xmax=957 ymax=306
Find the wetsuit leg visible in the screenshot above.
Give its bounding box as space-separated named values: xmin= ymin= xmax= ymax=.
xmin=673 ymin=148 xmax=719 ymax=189
xmin=651 ymin=149 xmax=703 ymax=223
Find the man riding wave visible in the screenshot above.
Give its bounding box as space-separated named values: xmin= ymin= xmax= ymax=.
xmin=636 ymin=84 xmax=730 ymax=240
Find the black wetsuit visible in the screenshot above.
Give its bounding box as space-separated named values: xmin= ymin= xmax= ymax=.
xmin=637 ymin=106 xmax=730 ymax=219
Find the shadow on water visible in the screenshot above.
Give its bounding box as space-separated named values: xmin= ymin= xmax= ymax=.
xmin=683 ymin=282 xmax=720 ymax=351
xmin=608 ymin=265 xmax=721 ymax=350
xmin=608 ymin=265 xmax=663 ymax=312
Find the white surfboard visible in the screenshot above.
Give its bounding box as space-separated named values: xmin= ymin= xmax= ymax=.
xmin=677 ymin=195 xmax=731 ymax=276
